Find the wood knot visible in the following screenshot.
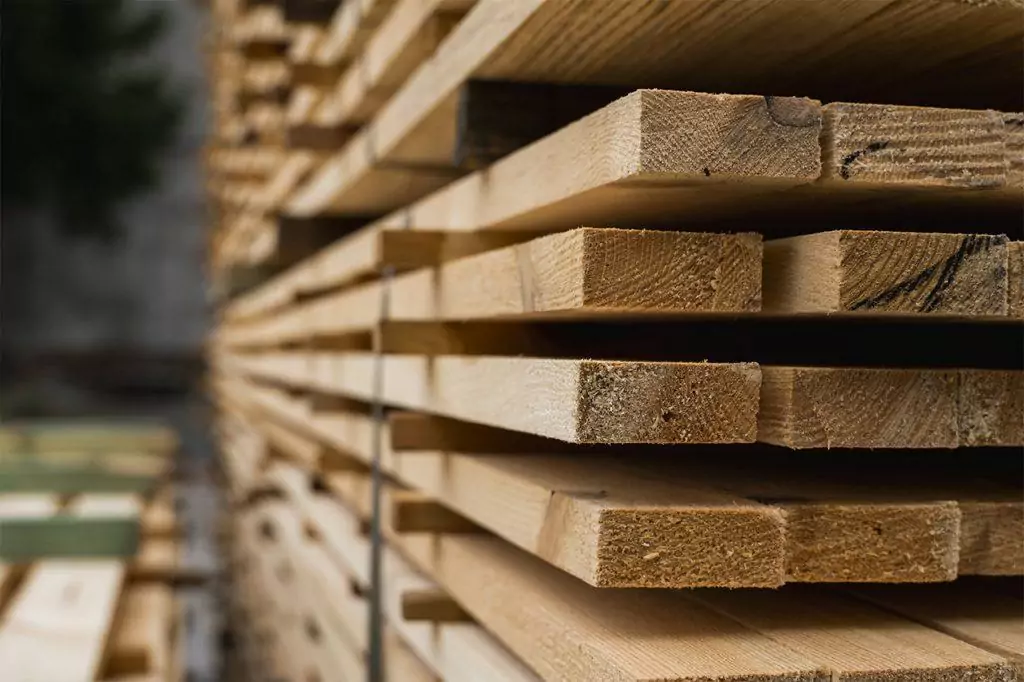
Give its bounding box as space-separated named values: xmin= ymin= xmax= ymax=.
xmin=763 ymin=96 xmax=821 ymax=129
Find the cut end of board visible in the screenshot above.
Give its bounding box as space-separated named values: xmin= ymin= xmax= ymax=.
xmin=575 ymin=361 xmax=761 ymax=444
xmin=782 ymin=501 xmax=961 ymax=584
xmin=637 ymin=90 xmax=823 ymax=182
xmin=594 ymin=503 xmax=787 ymax=588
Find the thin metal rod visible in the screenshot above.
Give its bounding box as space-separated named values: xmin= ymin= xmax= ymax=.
xmin=367 ymin=265 xmax=394 ymax=682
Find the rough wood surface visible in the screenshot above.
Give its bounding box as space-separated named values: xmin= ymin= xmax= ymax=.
xmin=692 ymin=588 xmax=1017 ymax=681
xmin=959 ymin=501 xmax=1024 ymax=575
xmin=758 ymin=367 xmax=1024 ymax=448
xmin=417 ymin=534 xmax=826 ymax=681
xmin=286 ymin=0 xmax=1022 ymax=217
xmin=763 ymin=231 xmax=1011 ymax=317
xmin=1009 ymin=242 xmax=1024 ymax=317
xmin=243 ymin=353 xmax=762 ymax=443
xmin=224 ymin=228 xmax=762 ymax=345
xmin=853 ymin=583 xmax=1024 ymax=674
xmin=315 ymin=0 xmax=472 ymax=127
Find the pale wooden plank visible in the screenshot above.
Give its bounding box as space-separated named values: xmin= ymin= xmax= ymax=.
xmin=411 ymin=533 xmax=823 ymax=681
xmin=758 ymin=367 xmax=1024 ymax=448
xmin=763 ymin=231 xmax=1011 ymax=317
xmin=220 ymin=228 xmax=763 ymax=346
xmin=693 ymin=588 xmax=1016 ymax=681
xmin=852 ymin=583 xmax=1024 ymax=673
xmin=0 ymin=496 xmax=128 ymax=682
xmin=231 ymin=352 xmax=762 ymax=444
xmin=288 ymin=88 xmax=823 ymax=217
xmin=103 ymin=584 xmax=174 ymax=677
xmin=315 ymin=0 xmax=474 ymax=127
xmin=388 ymin=452 xmax=786 ymax=588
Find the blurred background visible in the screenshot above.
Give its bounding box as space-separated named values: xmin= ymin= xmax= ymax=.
xmin=2 ymin=1 xmax=219 ymax=678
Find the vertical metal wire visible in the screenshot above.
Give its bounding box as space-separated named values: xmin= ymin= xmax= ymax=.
xmin=367 ymin=264 xmax=394 ymax=682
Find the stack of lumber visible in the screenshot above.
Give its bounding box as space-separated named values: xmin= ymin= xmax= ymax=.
xmin=206 ymin=1 xmax=1024 ymax=681
xmin=0 ymin=421 xmax=190 ymax=681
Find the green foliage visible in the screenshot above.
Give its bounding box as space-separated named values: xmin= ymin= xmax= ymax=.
xmin=2 ymin=0 xmax=185 ymax=239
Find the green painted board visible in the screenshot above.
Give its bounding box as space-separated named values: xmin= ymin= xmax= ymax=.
xmin=0 ymin=516 xmax=140 ymax=560
xmin=0 ymin=469 xmax=157 ymax=494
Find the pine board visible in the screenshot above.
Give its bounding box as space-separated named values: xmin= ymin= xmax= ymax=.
xmin=286 ymin=0 xmax=1022 ymax=216
xmin=220 ymin=228 xmax=763 ymax=346
xmin=691 ymin=588 xmax=1016 ymax=681
xmin=758 ymin=367 xmax=1024 ymax=448
xmin=228 ymin=352 xmax=762 ymax=443
xmin=763 ymin=231 xmax=1012 ymax=317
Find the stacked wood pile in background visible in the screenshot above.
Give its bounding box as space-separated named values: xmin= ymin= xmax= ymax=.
xmin=206 ymin=1 xmax=1024 ymax=680
xmin=0 ymin=422 xmax=191 ymax=682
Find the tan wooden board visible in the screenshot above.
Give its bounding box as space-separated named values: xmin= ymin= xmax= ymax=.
xmin=1009 ymin=242 xmax=1024 ymax=318
xmin=763 ymin=231 xmax=1014 ymax=317
xmin=218 ymin=228 xmax=763 ymax=345
xmin=217 ymin=378 xmax=1024 ymax=583
xmin=284 ymin=0 xmax=1022 ymax=218
xmin=221 ymin=352 xmax=762 ymax=444
xmin=0 ymin=497 xmax=128 ymax=682
xmin=691 ymin=587 xmax=1016 ymax=681
xmin=758 ymin=367 xmax=1024 ymax=448
xmin=103 ymin=584 xmax=175 ymax=677
xmin=315 ymin=0 xmax=475 ymax=127
xmin=852 ymin=582 xmax=1024 ymax=674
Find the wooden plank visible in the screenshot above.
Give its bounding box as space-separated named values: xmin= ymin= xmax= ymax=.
xmin=221 ymin=228 xmax=763 ymax=346
xmin=288 ymin=88 xmax=824 ymax=217
xmin=1009 ymin=242 xmax=1024 ymax=318
xmin=314 ymin=0 xmax=474 ymax=128
xmin=763 ymin=231 xmax=1012 ymax=317
xmin=0 ymin=494 xmax=141 ymax=560
xmin=103 ymin=584 xmax=174 ymax=677
xmin=388 ymin=451 xmax=786 ymax=588
xmin=852 ymin=583 xmax=1024 ymax=673
xmin=758 ymin=367 xmax=1024 ymax=449
xmin=240 ymin=353 xmax=763 ymax=443
xmin=390 ymin=490 xmax=477 ymax=533
xmin=412 ymin=533 xmax=824 ymax=681
xmin=401 ymin=587 xmax=471 ymax=622
xmin=691 ymin=588 xmax=1016 ymax=681
xmin=4 ymin=421 xmax=177 ymax=454
xmin=286 ymin=0 xmax=1023 ymax=217
xmin=959 ymin=501 xmax=1024 ymax=576
xmin=958 ymin=369 xmax=1024 ymax=446
xmin=0 ymin=496 xmax=128 ymax=682
xmin=313 ymin=0 xmax=396 ymax=66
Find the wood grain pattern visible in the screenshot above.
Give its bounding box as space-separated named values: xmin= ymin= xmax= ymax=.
xmin=820 ymin=102 xmax=1008 ymax=188
xmin=763 ymin=231 xmax=1011 ymax=317
xmin=416 ymin=534 xmax=825 ymax=681
xmin=221 ymin=228 xmax=762 ymax=346
xmin=852 ymin=583 xmax=1024 ymax=674
xmin=959 ymin=501 xmax=1024 ymax=576
xmin=285 ymin=0 xmax=1022 ymax=214
xmin=958 ymin=369 xmax=1024 ymax=447
xmin=692 ymin=588 xmax=1017 ymax=681
xmin=759 ymin=367 xmax=959 ymax=449
xmin=1007 ymin=242 xmax=1024 ymax=318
